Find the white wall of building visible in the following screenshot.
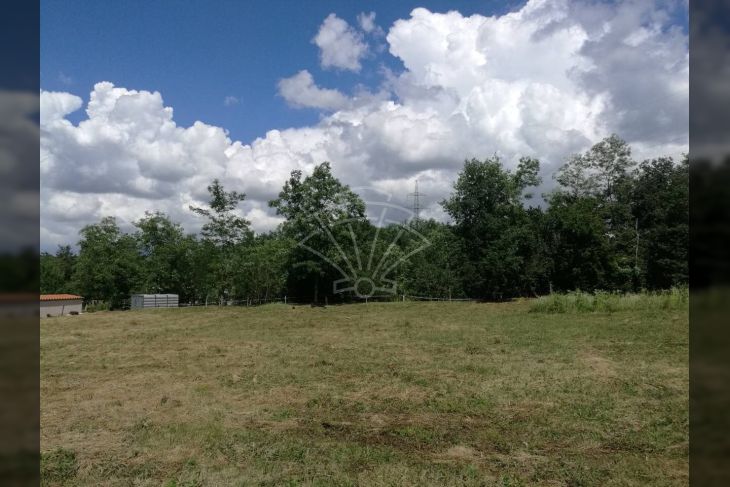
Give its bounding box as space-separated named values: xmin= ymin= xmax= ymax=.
xmin=40 ymin=299 xmax=83 ymax=317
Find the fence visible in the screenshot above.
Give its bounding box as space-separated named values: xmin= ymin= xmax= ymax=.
xmin=104 ymin=294 xmax=479 ymax=311
xmin=110 ymin=293 xmax=477 ymax=310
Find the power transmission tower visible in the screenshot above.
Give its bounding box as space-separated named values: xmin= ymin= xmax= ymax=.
xmin=408 ymin=180 xmax=425 ymax=222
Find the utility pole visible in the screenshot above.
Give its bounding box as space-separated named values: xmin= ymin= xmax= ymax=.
xmin=408 ymin=180 xmax=425 ymax=222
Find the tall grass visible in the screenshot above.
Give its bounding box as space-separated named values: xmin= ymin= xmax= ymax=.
xmin=529 ymin=287 xmax=688 ymax=313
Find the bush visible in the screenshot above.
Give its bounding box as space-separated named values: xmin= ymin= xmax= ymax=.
xmin=529 ymin=287 xmax=688 ymax=313
xmin=84 ymin=301 xmax=109 ymax=313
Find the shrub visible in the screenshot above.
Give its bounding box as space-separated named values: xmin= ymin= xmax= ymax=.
xmin=84 ymin=301 xmax=109 ymax=313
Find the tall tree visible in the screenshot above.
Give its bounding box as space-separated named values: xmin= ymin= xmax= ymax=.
xmin=522 ymin=208 xmax=553 ymax=295
xmin=551 ymin=135 xmax=638 ymax=291
xmin=190 ymin=179 xmax=251 ymax=302
xmin=40 ymin=245 xmax=77 ymax=294
xmin=544 ymin=193 xmax=616 ymax=292
xmin=442 ymin=156 xmax=541 ymax=299
xmin=400 ymin=220 xmax=466 ymax=299
xmin=269 ymin=162 xmax=367 ymax=301
xmin=555 ymin=134 xmax=635 ymax=200
xmin=40 ymin=252 xmax=64 ymax=294
xmin=632 ymin=156 xmax=689 ymax=288
xmin=233 ymin=232 xmax=294 ymax=302
xmin=134 ymin=211 xmax=197 ymax=300
xmin=189 ymin=179 xmax=251 ymax=247
xmin=74 ymin=217 xmax=141 ymax=308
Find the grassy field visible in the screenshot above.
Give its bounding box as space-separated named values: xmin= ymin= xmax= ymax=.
xmin=41 ymin=300 xmax=688 ymax=486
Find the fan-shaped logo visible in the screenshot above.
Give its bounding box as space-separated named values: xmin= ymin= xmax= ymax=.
xmin=297 ymin=188 xmax=431 ymax=298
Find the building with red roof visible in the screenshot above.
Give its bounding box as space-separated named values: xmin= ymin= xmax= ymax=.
xmin=40 ymin=294 xmax=83 ymax=317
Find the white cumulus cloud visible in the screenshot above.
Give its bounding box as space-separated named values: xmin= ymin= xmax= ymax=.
xmin=357 ymin=11 xmax=384 ymax=36
xmin=278 ymin=70 xmax=350 ymax=111
xmin=313 ymin=13 xmax=368 ymax=71
xmin=40 ymin=0 xmax=687 ymax=250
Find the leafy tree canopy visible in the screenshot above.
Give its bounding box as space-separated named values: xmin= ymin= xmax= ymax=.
xmin=190 ymin=179 xmax=251 ymax=247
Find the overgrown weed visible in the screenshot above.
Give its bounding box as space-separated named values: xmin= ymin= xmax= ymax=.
xmin=529 ymin=287 xmax=688 ymax=313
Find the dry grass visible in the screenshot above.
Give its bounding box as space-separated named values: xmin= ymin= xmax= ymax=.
xmin=41 ymin=301 xmax=688 ymax=486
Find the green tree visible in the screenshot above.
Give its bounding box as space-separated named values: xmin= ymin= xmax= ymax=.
xmin=400 ymin=220 xmax=465 ymax=298
xmin=522 ymin=208 xmax=553 ymax=295
xmin=632 ymin=156 xmax=688 ymax=288
xmin=134 ymin=211 xmax=197 ymax=301
xmin=442 ymin=156 xmax=541 ymax=299
xmin=40 ymin=245 xmax=77 ymax=294
xmin=190 ymin=179 xmax=252 ymax=302
xmin=555 ymin=134 xmax=635 ymax=200
xmin=234 ymin=232 xmax=294 ymax=302
xmin=551 ymin=135 xmax=638 ymax=291
xmin=189 ymin=179 xmax=251 ymax=247
xmin=74 ymin=217 xmax=141 ymax=308
xmin=269 ymin=162 xmax=367 ymax=302
xmin=544 ymin=193 xmax=615 ymax=292
xmin=40 ymin=252 xmax=63 ymax=294
xmin=189 ymin=239 xmax=218 ymax=304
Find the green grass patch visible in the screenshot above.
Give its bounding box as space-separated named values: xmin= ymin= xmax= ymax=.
xmin=41 ymin=448 xmax=78 ymax=485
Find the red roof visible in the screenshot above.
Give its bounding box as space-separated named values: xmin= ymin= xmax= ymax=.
xmin=40 ymin=294 xmax=83 ymax=301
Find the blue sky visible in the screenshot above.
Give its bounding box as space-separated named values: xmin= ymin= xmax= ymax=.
xmin=41 ymin=0 xmax=526 ymax=143
xmin=40 ymin=0 xmax=688 ymax=249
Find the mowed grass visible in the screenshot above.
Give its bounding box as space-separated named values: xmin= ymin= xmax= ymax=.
xmin=41 ymin=301 xmax=688 ymax=486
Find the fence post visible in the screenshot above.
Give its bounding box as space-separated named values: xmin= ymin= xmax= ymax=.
xmin=284 ymin=295 xmax=287 ymax=305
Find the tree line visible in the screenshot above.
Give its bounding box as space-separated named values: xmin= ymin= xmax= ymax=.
xmin=40 ymin=135 xmax=688 ymax=307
